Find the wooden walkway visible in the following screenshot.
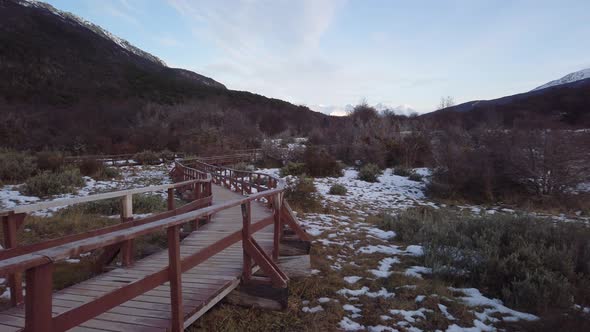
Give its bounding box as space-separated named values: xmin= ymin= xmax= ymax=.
xmin=0 ymin=185 xmax=274 ymax=331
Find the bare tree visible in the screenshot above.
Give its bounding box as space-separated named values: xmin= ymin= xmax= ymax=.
xmin=437 ymin=96 xmax=455 ymax=110
xmin=508 ymin=130 xmax=590 ymax=195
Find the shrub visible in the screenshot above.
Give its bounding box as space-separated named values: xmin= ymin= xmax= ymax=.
xmin=380 ymin=207 xmax=590 ymax=313
xmin=280 ymin=162 xmax=306 ymax=177
xmin=358 ymin=163 xmax=382 ymax=182
xmin=0 ymin=150 xmax=37 ymax=182
xmin=408 ymin=172 xmax=423 ymax=182
xmin=159 ymin=149 xmax=176 ymax=161
xmin=285 ymin=176 xmax=322 ymax=212
xmin=21 ymin=168 xmax=85 ymax=197
xmin=133 ymin=150 xmax=161 ymax=165
xmin=36 ymin=151 xmax=65 ymax=172
xmin=101 ymin=167 xmax=121 ymax=179
xmin=328 ymin=184 xmax=347 ymax=195
xmin=393 ymin=167 xmax=412 ymax=177
xmin=302 ymin=146 xmax=342 ymax=178
xmin=78 ymin=158 xmax=103 ymax=177
xmin=78 ymin=159 xmax=120 ymax=180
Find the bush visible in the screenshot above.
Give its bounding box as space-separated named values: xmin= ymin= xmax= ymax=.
xmin=36 ymin=151 xmax=65 ymax=172
xmin=302 ymin=146 xmax=342 ymax=178
xmin=0 ymin=150 xmax=37 ymax=182
xmin=379 ymin=207 xmax=590 ymax=313
xmin=393 ymin=167 xmax=412 ymax=177
xmin=21 ymin=168 xmax=85 ymax=197
xmin=408 ymin=172 xmax=423 ymax=182
xmin=280 ymin=162 xmax=306 ymax=177
xmin=78 ymin=159 xmax=120 ymax=180
xmin=285 ymin=176 xmax=322 ymax=212
xmin=78 ymin=158 xmax=103 ymax=177
xmin=159 ymin=149 xmax=176 ymax=161
xmin=358 ymin=163 xmax=382 ymax=182
xmin=328 ymin=184 xmax=347 ymax=195
xmin=133 ymin=150 xmax=161 ymax=165
xmin=101 ymin=167 xmax=121 ymax=179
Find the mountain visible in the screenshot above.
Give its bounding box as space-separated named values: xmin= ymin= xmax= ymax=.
xmin=312 ymin=103 xmax=417 ymax=117
xmin=533 ymin=68 xmax=590 ymax=91
xmin=423 ymin=76 xmax=590 ymax=129
xmin=0 ymin=0 xmax=331 ymax=153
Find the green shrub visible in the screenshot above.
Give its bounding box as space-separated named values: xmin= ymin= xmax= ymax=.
xmin=302 ymin=147 xmax=342 ymax=178
xmin=379 ymin=207 xmax=590 ymax=313
xmin=36 ymin=151 xmax=65 ymax=172
xmin=408 ymin=171 xmax=423 ymax=182
xmin=358 ymin=163 xmax=382 ymax=182
xmin=280 ymin=162 xmax=306 ymax=177
xmin=78 ymin=159 xmax=120 ymax=180
xmin=285 ymin=176 xmax=322 ymax=212
xmin=328 ymin=183 xmax=347 ymax=195
xmin=0 ymin=150 xmax=37 ymax=182
xmin=393 ymin=167 xmax=412 ymax=177
xmin=159 ymin=149 xmax=176 ymax=161
xmin=101 ymin=167 xmax=120 ymax=179
xmin=133 ymin=150 xmax=161 ymax=165
xmin=21 ymin=168 xmax=85 ymax=197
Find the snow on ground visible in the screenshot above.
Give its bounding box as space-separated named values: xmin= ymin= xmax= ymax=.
xmin=0 ymin=163 xmax=172 ymax=216
xmin=283 ymin=166 xmax=542 ymax=331
xmin=314 ymin=168 xmax=431 ymax=212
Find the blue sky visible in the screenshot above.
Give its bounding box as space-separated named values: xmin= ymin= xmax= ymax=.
xmin=42 ymin=0 xmax=590 ymax=114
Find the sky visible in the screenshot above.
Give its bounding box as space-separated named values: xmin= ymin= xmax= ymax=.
xmin=41 ymin=0 xmax=590 ymax=115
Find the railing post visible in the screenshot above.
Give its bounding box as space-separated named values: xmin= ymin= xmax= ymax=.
xmin=167 ymin=225 xmax=183 ymax=332
xmin=120 ymin=194 xmax=134 ymax=266
xmin=241 ymin=202 xmax=252 ymax=282
xmin=167 ymin=188 xmax=175 ymax=210
xmin=272 ymin=193 xmax=282 ymax=261
xmin=25 ymin=262 xmax=53 ymax=332
xmin=2 ymin=212 xmax=25 ymax=306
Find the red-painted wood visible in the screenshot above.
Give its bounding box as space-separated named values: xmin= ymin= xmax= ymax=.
xmin=241 ymin=202 xmax=252 ymax=282
xmin=24 ymin=262 xmax=53 ymax=332
xmin=167 ymin=225 xmax=183 ymax=332
xmin=2 ymin=213 xmax=25 ymax=306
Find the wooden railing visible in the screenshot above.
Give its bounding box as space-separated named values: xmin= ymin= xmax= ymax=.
xmin=180 ymin=159 xmax=279 ymax=196
xmin=0 ymin=156 xmax=310 ymax=331
xmin=0 ymin=170 xmax=212 ymax=307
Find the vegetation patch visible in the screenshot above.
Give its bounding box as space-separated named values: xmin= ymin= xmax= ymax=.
xmin=393 ymin=167 xmax=412 ymax=177
xmin=133 ymin=150 xmax=162 ymax=165
xmin=285 ymin=176 xmax=323 ymax=213
xmin=78 ymin=158 xmax=120 ymax=180
xmin=280 ymin=162 xmax=307 ymax=177
xmin=20 ymin=168 xmax=85 ymax=197
xmin=357 ymin=163 xmax=382 ymax=182
xmin=328 ymin=184 xmax=347 ymax=195
xmin=0 ymin=149 xmax=37 ymax=182
xmin=378 ymin=207 xmax=590 ymax=314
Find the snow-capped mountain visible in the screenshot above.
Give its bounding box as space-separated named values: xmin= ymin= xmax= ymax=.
xmin=312 ymin=103 xmax=417 ymax=117
xmin=18 ymin=0 xmax=166 ymax=66
xmin=532 ymin=68 xmax=590 ymax=91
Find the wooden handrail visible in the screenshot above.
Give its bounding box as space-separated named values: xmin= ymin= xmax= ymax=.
xmin=0 ymin=178 xmax=210 ymax=216
xmin=0 ymin=154 xmax=310 ymax=331
xmin=0 ymin=187 xmax=282 ymax=275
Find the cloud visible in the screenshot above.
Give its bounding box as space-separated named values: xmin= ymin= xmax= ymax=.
xmin=103 ymin=1 xmax=140 ymax=25
xmin=166 ymin=0 xmax=345 ymax=103
xmin=155 ymin=36 xmax=182 ymax=47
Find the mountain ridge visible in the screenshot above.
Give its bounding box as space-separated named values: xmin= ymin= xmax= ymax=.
xmin=533 ymin=68 xmax=590 ymax=92
xmin=0 ymin=0 xmax=332 ymax=153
